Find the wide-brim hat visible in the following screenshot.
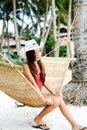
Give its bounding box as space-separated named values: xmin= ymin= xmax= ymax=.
xmin=20 ymin=39 xmax=41 ymax=59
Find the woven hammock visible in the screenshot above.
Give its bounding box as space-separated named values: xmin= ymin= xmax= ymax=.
xmin=0 ymin=56 xmax=72 ymax=107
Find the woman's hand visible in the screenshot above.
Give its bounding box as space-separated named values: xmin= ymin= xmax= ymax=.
xmin=46 ymin=98 xmax=54 ymax=105
xmin=46 ymin=98 xmax=58 ymax=107
xmin=46 ymin=93 xmax=63 ymax=106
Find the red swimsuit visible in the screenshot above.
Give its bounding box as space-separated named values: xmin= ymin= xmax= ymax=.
xmin=35 ymin=73 xmax=42 ymax=91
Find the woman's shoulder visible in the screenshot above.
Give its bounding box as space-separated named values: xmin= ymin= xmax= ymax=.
xmin=40 ymin=59 xmax=44 ymax=65
xmin=23 ymin=64 xmax=28 ymax=68
xmin=23 ymin=63 xmax=28 ymax=67
xmin=23 ymin=64 xmax=29 ymax=70
xmin=40 ymin=60 xmax=45 ymax=68
xmin=23 ymin=64 xmax=31 ymax=73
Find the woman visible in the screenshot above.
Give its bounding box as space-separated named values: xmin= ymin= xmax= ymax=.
xmin=20 ymin=39 xmax=87 ymax=130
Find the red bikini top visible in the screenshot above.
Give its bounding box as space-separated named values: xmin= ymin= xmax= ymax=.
xmin=35 ymin=73 xmax=42 ymax=91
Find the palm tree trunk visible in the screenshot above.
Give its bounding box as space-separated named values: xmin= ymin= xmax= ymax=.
xmin=0 ymin=13 xmax=6 ymax=54
xmin=52 ymin=0 xmax=57 ymax=57
xmin=57 ymin=15 xmax=60 ymax=57
xmin=73 ymin=0 xmax=87 ymax=82
xmin=62 ymin=0 xmax=87 ymax=106
xmin=40 ymin=0 xmax=53 ymax=54
xmin=40 ymin=16 xmax=53 ymax=55
xmin=67 ymin=0 xmax=72 ymax=57
xmin=41 ymin=0 xmax=48 ymax=43
xmin=40 ymin=0 xmax=48 ymax=52
xmin=13 ymin=0 xmax=19 ymax=62
xmin=6 ymin=20 xmax=10 ymax=60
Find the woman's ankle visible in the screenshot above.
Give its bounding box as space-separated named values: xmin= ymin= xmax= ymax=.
xmin=72 ymin=123 xmax=84 ymax=130
xmin=34 ymin=116 xmax=43 ymax=125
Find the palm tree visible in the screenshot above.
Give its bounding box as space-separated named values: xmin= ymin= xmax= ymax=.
xmin=40 ymin=0 xmax=69 ymax=56
xmin=52 ymin=0 xmax=57 ymax=57
xmin=12 ymin=0 xmax=20 ymax=62
xmin=53 ymin=0 xmax=69 ymax=57
xmin=0 ymin=0 xmax=14 ymax=59
xmin=73 ymin=0 xmax=87 ymax=83
xmin=0 ymin=0 xmax=72 ymax=59
xmin=67 ymin=0 xmax=73 ymax=58
xmin=0 ymin=13 xmax=6 ymax=54
xmin=40 ymin=0 xmax=53 ymax=54
xmin=0 ymin=0 xmax=29 ymax=61
xmin=63 ymin=0 xmax=87 ymax=106
xmin=0 ymin=0 xmax=19 ymax=60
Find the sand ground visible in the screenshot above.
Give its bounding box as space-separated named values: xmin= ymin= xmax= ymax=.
xmin=0 ymin=91 xmax=87 ymax=130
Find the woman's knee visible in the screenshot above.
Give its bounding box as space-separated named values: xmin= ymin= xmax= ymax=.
xmin=54 ymin=94 xmax=64 ymax=105
xmin=58 ymin=93 xmax=63 ymax=98
xmin=45 ymin=94 xmax=63 ymax=106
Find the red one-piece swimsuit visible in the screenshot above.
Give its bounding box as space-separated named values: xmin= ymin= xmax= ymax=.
xmin=35 ymin=73 xmax=42 ymax=91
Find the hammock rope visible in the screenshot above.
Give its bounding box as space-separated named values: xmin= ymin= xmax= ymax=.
xmin=0 ymin=53 xmax=15 ymax=69
xmin=43 ymin=38 xmax=66 ymax=57
xmin=71 ymin=4 xmax=87 ymax=29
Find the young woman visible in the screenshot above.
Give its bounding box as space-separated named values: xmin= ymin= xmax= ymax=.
xmin=20 ymin=39 xmax=87 ymax=130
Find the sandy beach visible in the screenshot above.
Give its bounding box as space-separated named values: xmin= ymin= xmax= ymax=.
xmin=0 ymin=91 xmax=87 ymax=130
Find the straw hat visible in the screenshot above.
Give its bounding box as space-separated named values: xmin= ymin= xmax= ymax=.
xmin=20 ymin=39 xmax=40 ymax=59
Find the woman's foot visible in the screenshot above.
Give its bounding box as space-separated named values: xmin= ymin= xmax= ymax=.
xmin=33 ymin=117 xmax=50 ymax=130
xmin=34 ymin=116 xmax=44 ymax=125
xmin=32 ymin=124 xmax=50 ymax=130
xmin=72 ymin=124 xmax=87 ymax=130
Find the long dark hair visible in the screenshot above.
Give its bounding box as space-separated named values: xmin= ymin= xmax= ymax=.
xmin=26 ymin=50 xmax=46 ymax=84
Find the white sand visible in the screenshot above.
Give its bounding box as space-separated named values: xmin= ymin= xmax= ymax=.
xmin=0 ymin=91 xmax=87 ymax=130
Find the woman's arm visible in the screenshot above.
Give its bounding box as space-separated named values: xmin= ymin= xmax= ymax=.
xmin=23 ymin=64 xmax=39 ymax=90
xmin=44 ymin=82 xmax=61 ymax=98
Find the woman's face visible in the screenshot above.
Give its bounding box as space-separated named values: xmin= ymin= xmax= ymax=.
xmin=34 ymin=49 xmax=41 ymax=61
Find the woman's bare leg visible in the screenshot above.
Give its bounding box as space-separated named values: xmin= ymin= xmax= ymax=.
xmin=59 ymin=95 xmax=85 ymax=130
xmin=34 ymin=105 xmax=56 ymax=129
xmin=34 ymin=95 xmax=87 ymax=130
xmin=34 ymin=105 xmax=56 ymax=124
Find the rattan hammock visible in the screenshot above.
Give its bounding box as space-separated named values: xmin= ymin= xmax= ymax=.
xmin=0 ymin=56 xmax=72 ymax=107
